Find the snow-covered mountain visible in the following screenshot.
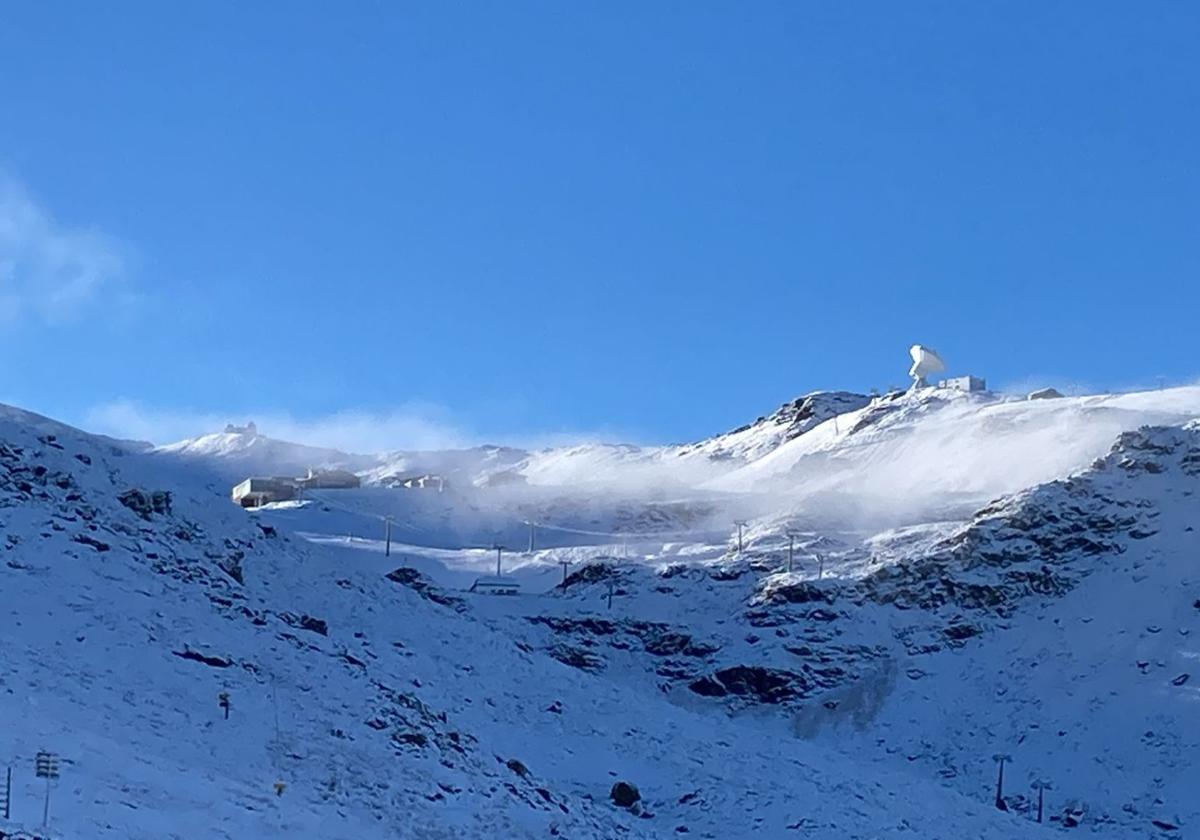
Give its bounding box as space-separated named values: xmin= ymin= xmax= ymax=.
xmin=156 ymin=425 xmax=378 ymax=478
xmin=4 ymin=383 xmax=1200 ymax=837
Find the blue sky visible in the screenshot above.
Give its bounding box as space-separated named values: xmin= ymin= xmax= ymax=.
xmin=1 ymin=2 xmax=1197 ymax=450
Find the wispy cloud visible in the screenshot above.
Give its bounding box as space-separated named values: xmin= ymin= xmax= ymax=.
xmin=81 ymin=398 xmax=639 ymax=454
xmin=83 ymin=400 xmax=473 ymax=452
xmin=0 ymin=175 xmax=131 ymax=325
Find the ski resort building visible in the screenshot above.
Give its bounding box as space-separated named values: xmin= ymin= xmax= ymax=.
xmin=938 ymin=375 xmax=987 ymax=393
xmin=231 ymin=477 xmax=298 ymax=507
xmin=394 ymin=474 xmax=446 ymax=491
xmin=295 ymin=468 xmax=361 ymax=490
xmin=469 ymin=577 xmax=521 ymax=595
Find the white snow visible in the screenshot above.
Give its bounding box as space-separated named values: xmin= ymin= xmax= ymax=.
xmin=3 ymin=383 xmax=1199 ymax=837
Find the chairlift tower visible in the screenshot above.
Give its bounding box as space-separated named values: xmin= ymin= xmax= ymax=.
xmin=733 ymin=520 xmax=748 ymax=555
xmin=785 ymin=530 xmax=799 ymax=573
xmin=35 ymin=751 xmax=59 ymax=827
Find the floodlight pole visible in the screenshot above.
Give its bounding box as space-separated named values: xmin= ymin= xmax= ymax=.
xmin=992 ymin=754 xmax=1012 ymax=811
xmin=1031 ymin=780 xmax=1051 ymax=823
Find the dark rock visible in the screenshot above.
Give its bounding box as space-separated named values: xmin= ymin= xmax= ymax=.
xmin=548 ymin=644 xmax=604 ymax=672
xmin=505 ymin=758 xmax=529 ymax=778
xmin=943 ymin=623 xmax=982 ymax=642
xmin=1171 ymin=673 xmax=1190 ymax=686
xmin=299 ymin=615 xmax=328 ymax=636
xmin=393 ymin=731 xmax=428 ymax=748
xmin=689 ymin=666 xmax=806 ymax=704
xmin=760 ymin=581 xmax=832 ymax=605
xmin=339 ymin=652 xmax=367 ymax=669
xmin=173 ymin=648 xmax=232 ymax=668
xmin=385 ymin=567 xmax=465 ymax=610
xmin=280 ymin=612 xmax=328 ymax=636
xmin=72 ymin=534 xmax=110 ymax=552
xmin=118 ymin=488 xmax=172 ymax=518
xmin=527 ymin=615 xmax=617 ymax=635
xmin=218 ymin=555 xmax=244 ymax=585
xmin=610 ymin=781 xmax=641 ymax=808
xmin=562 ymin=562 xmax=620 ymax=587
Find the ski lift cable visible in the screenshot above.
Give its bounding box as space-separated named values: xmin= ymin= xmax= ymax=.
xmin=296 ymin=492 xmax=717 ymax=542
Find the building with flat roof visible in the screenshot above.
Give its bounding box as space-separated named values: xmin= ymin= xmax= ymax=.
xmin=295 ymin=468 xmax=361 ymax=490
xmin=231 ymin=477 xmax=298 ymax=507
xmin=938 ymin=375 xmax=987 ymax=393
xmin=469 ymin=577 xmax=521 ymax=595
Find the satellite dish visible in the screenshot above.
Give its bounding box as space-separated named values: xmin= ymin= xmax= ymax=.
xmin=908 ymin=344 xmax=946 ymax=388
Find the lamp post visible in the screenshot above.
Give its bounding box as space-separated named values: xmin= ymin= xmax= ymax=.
xmin=1031 ymin=780 xmax=1051 ymax=823
xmin=992 ymin=754 xmax=1012 ymax=811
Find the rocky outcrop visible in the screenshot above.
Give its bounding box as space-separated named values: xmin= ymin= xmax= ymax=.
xmin=385 ymin=567 xmax=466 ymax=611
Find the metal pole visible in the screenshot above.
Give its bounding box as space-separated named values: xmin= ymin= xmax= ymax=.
xmin=496 ymin=546 xmax=502 ymax=578
xmin=272 ymin=677 xmax=281 ymax=741
xmin=384 ymin=517 xmax=392 ymax=557
xmin=1032 ymin=780 xmax=1050 ymax=823
xmin=528 ymin=522 xmax=535 ymax=553
xmin=787 ymin=534 xmax=795 ymax=573
xmin=42 ymin=775 xmax=50 ymax=827
xmin=4 ymin=766 xmax=10 ymax=820
xmin=607 ymin=578 xmax=614 ymax=610
xmin=560 ymin=560 xmax=569 ymax=588
xmin=991 ymin=754 xmax=1011 ymax=811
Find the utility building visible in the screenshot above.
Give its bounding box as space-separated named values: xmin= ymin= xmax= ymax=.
xmin=295 ymin=468 xmax=361 ymax=490
xmin=231 ymin=477 xmax=298 ymax=507
xmin=938 ymin=375 xmax=987 ymax=393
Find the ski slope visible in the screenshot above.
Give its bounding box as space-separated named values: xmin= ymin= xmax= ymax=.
xmin=3 ymin=384 xmax=1199 ymax=837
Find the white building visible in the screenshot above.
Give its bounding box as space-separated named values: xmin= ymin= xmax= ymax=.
xmin=296 ymin=468 xmax=361 ymax=490
xmin=938 ymin=375 xmax=987 ymax=393
xmin=231 ymin=477 xmax=298 ymax=507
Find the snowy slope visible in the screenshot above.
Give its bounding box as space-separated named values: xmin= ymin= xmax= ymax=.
xmin=710 ymin=385 xmax=1200 ymax=527
xmin=0 ymin=402 xmax=1033 ymax=839
xmin=153 ymin=391 xmax=873 ymax=492
xmin=492 ymin=421 xmax=1200 ymax=836
xmin=156 ymin=427 xmax=376 ymax=478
